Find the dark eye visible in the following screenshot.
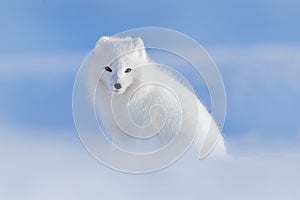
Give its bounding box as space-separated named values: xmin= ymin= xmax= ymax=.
xmin=124 ymin=68 xmax=132 ymax=73
xmin=104 ymin=66 xmax=112 ymax=72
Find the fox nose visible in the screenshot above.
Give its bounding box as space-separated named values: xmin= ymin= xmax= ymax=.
xmin=114 ymin=83 xmax=122 ymax=90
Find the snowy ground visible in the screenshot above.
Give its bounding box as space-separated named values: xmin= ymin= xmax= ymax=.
xmin=1 ymin=126 xmax=300 ymax=200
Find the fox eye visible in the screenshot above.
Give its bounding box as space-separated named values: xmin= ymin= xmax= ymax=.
xmin=104 ymin=66 xmax=112 ymax=72
xmin=124 ymin=68 xmax=132 ymax=73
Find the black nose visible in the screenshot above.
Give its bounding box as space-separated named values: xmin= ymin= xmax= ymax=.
xmin=114 ymin=83 xmax=122 ymax=90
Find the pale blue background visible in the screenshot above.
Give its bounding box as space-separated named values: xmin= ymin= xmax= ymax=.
xmin=1 ymin=0 xmax=299 ymax=140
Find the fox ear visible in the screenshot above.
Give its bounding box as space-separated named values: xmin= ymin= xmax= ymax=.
xmin=133 ymin=37 xmax=145 ymax=48
xmin=98 ymin=36 xmax=110 ymax=43
xmin=95 ymin=36 xmax=110 ymax=48
xmin=132 ymin=37 xmax=148 ymax=62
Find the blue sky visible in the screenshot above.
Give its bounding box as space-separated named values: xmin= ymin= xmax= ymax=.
xmin=1 ymin=1 xmax=300 ymax=199
xmin=1 ymin=0 xmax=300 ymax=53
xmin=1 ymin=0 xmax=300 ymax=140
xmin=0 ymin=0 xmax=300 ymax=145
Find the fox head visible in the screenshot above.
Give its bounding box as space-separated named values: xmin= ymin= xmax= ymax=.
xmin=90 ymin=36 xmax=150 ymax=94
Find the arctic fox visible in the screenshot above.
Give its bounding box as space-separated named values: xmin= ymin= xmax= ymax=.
xmin=89 ymin=36 xmax=226 ymax=157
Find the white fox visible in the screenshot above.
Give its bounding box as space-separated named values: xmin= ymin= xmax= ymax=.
xmin=89 ymin=36 xmax=226 ymax=157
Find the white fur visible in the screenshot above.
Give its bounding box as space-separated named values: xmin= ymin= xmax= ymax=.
xmin=89 ymin=36 xmax=226 ymax=157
